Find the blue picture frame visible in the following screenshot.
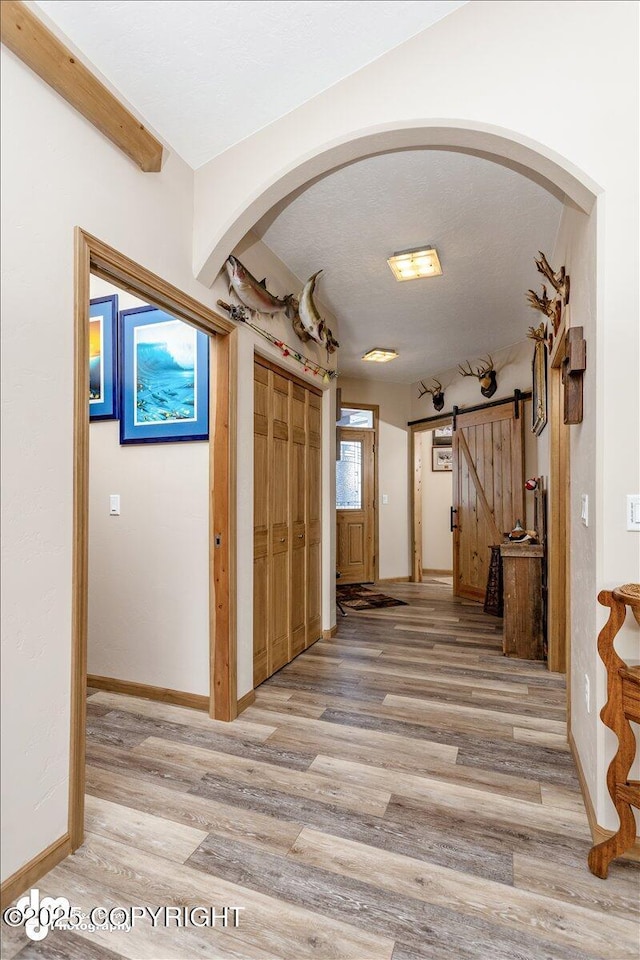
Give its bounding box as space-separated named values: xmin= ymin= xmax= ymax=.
xmin=89 ymin=295 xmax=118 ymax=421
xmin=119 ymin=305 xmax=209 ymax=444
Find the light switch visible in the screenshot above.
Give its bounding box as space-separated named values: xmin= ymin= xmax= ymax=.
xmin=627 ymin=494 xmax=640 ymax=531
xmin=580 ymin=494 xmax=588 ymax=527
xmin=382 ymin=494 xmax=389 ymax=505
xmin=109 ymin=494 xmax=120 ymax=516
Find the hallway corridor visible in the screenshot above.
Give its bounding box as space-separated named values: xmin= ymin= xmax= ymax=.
xmin=3 ymin=581 xmax=638 ymax=960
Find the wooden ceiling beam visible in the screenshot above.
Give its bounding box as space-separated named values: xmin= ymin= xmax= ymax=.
xmin=1 ymin=0 xmax=163 ymax=172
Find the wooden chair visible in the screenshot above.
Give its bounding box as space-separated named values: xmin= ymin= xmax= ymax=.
xmin=588 ymin=584 xmax=640 ymax=878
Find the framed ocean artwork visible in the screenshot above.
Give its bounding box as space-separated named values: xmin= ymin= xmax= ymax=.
xmin=119 ymin=306 xmax=209 ymax=444
xmin=89 ymin=295 xmax=118 ymax=420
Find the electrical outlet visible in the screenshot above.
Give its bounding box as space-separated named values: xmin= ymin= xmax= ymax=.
xmin=584 ymin=673 xmax=590 ymax=713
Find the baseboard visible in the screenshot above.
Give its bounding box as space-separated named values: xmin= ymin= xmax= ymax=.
xmin=422 ymin=568 xmax=453 ymax=576
xmin=568 ymin=730 xmax=640 ymax=862
xmin=323 ymin=625 xmax=338 ymax=639
xmin=87 ymin=675 xmax=209 ymax=712
xmin=376 ymin=577 xmax=411 ymax=584
xmin=237 ymin=690 xmax=255 ymax=714
xmin=1 ymin=833 xmax=71 ymax=909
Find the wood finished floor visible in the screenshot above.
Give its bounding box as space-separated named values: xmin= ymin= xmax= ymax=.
xmin=3 ymin=580 xmax=639 ymax=960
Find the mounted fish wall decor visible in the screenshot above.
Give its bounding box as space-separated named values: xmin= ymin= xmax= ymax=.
xmin=293 ymin=270 xmax=340 ymax=356
xmin=225 ymin=255 xmax=295 ymax=319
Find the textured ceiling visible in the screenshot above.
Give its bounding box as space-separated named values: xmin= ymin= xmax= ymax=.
xmin=34 ymin=0 xmax=468 ymax=169
xmin=256 ymin=150 xmax=564 ymax=382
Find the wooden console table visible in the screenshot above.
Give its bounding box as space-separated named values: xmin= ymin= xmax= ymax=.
xmin=500 ymin=543 xmax=544 ymax=660
xmin=588 ymin=583 xmax=640 ymax=879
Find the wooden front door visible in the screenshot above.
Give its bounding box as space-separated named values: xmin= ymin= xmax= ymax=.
xmin=453 ymin=404 xmax=524 ymax=601
xmin=336 ymin=428 xmax=375 ymax=584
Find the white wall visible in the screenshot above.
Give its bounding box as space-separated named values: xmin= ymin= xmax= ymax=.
xmin=420 ymin=431 xmax=453 ymax=572
xmin=208 ymin=232 xmax=339 ymax=697
xmin=0 ymin=46 xmax=207 ymax=881
xmin=410 ymin=339 xmax=536 ymax=421
xmin=338 ymin=378 xmax=411 ymax=580
xmin=88 ymin=278 xmax=210 ymax=695
xmin=549 ymin=205 xmax=639 ymax=828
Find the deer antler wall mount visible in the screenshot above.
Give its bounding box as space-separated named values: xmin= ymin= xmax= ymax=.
xmin=526 ymin=252 xmax=569 ymax=336
xmin=458 ymin=356 xmax=497 ymax=398
xmin=418 ymin=378 xmax=445 ymax=411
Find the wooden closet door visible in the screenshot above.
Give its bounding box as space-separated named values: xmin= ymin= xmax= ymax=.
xmin=453 ymin=405 xmax=524 ymax=601
xmin=253 ymin=363 xmax=269 ymax=685
xmin=253 ymin=358 xmax=323 ymax=685
xmin=269 ymin=372 xmax=291 ymax=672
xmin=306 ymin=391 xmax=322 ymax=646
xmin=290 ymin=384 xmax=307 ymax=657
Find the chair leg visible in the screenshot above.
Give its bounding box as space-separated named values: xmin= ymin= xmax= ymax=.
xmin=337 ymin=600 xmax=347 ymax=617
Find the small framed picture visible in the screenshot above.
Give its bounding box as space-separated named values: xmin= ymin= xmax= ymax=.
xmin=432 ymin=446 xmax=453 ymax=471
xmin=89 ymin=295 xmax=118 ymax=421
xmin=433 ymin=425 xmax=453 ymax=446
xmin=119 ymin=306 xmax=209 ymax=445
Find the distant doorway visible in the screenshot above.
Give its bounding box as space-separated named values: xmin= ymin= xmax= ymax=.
xmin=336 ymin=404 xmax=378 ymax=584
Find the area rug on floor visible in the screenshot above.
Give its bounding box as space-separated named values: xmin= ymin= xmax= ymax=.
xmin=336 ymin=584 xmax=408 ymax=609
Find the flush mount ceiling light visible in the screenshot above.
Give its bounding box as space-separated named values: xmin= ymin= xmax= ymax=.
xmin=387 ymin=246 xmax=442 ymax=282
xmin=362 ymin=348 xmax=399 ymax=363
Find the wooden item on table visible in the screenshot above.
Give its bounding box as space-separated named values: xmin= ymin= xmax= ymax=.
xmin=500 ymin=543 xmax=545 ymax=660
xmin=588 ymin=584 xmax=640 ymax=879
xmin=562 ymin=326 xmax=586 ymax=424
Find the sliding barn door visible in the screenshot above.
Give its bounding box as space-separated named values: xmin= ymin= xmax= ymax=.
xmin=253 ymin=358 xmax=322 ymax=686
xmin=453 ymin=405 xmax=524 ymax=601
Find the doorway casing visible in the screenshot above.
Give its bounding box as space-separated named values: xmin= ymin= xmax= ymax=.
xmin=70 ymin=228 xmax=237 ymax=850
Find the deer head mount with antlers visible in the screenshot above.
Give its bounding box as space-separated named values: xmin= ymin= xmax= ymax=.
xmin=418 ymin=378 xmax=445 ymax=411
xmin=458 ymin=356 xmax=497 ymax=398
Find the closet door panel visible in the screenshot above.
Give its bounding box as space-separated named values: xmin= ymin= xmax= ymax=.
xmin=269 ymin=374 xmax=290 ymax=670
xmin=306 ymin=394 xmax=322 ymax=646
xmin=253 ymin=365 xmax=269 ymax=683
xmin=291 ymin=386 xmax=307 ymax=656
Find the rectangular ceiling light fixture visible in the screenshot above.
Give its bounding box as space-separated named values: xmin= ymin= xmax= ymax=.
xmin=362 ymin=348 xmax=399 ymax=363
xmin=387 ymin=246 xmax=442 ymax=281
